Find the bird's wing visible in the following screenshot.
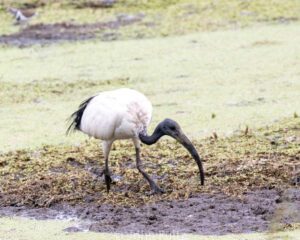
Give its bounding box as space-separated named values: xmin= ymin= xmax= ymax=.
xmin=78 ymin=88 xmax=152 ymax=140
xmin=8 ymin=7 xmax=18 ymax=16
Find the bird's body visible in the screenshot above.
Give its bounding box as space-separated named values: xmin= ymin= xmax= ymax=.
xmin=67 ymin=88 xmax=204 ymax=194
xmin=80 ymin=89 xmax=152 ymax=140
xmin=8 ymin=7 xmax=37 ymax=24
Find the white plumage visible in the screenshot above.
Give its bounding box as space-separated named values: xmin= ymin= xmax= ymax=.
xmin=80 ymin=88 xmax=152 ymax=140
xmin=8 ymin=7 xmax=37 ymax=25
xmin=68 ymin=88 xmax=204 ymax=194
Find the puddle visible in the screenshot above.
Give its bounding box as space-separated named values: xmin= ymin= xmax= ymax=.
xmin=0 ymin=216 xmax=299 ymax=240
xmin=0 ymin=14 xmax=144 ymax=47
xmin=0 ymin=189 xmax=299 ymax=236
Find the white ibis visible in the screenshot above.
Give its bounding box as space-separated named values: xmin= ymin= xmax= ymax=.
xmin=7 ymin=7 xmax=37 ymax=25
xmin=67 ymin=88 xmax=204 ymax=194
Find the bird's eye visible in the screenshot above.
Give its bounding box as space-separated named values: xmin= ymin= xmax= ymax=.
xmin=170 ymin=126 xmax=176 ymax=131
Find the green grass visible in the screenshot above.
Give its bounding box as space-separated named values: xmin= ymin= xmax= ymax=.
xmin=0 ymin=1 xmax=299 ymax=239
xmin=1 ymin=23 xmax=300 ymax=151
xmin=0 ymin=0 xmax=300 ymax=37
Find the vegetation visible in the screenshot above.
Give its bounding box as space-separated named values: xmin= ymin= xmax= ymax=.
xmin=0 ymin=216 xmax=300 ymax=240
xmin=0 ymin=0 xmax=300 ymax=37
xmin=1 ymin=23 xmax=300 ymax=151
xmin=0 ymin=117 xmax=299 ymax=207
xmin=0 ymin=0 xmax=299 ymax=238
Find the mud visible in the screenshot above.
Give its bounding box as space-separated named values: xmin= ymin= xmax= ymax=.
xmin=73 ymin=0 xmax=117 ymax=9
xmin=1 ymin=119 xmax=299 ymax=234
xmin=0 ymin=189 xmax=299 ymax=235
xmin=0 ymin=14 xmax=144 ymax=47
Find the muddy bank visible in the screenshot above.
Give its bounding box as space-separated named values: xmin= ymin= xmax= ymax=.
xmin=1 ymin=120 xmax=299 ymax=208
xmin=0 ymin=14 xmax=144 ymax=47
xmin=0 ymin=189 xmax=299 ymax=235
xmin=0 ymin=120 xmax=299 ymax=234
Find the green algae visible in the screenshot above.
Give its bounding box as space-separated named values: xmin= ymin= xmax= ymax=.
xmin=0 ymin=216 xmax=299 ymax=240
xmin=1 ymin=0 xmax=300 ymax=37
xmin=0 ymin=23 xmax=300 ymax=151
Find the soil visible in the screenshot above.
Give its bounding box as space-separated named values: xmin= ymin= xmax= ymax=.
xmin=0 ymin=188 xmax=299 ymax=235
xmin=1 ymin=120 xmax=300 ymax=235
xmin=0 ymin=14 xmax=144 ymax=47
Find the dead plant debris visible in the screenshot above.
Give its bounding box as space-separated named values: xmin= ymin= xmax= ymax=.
xmin=0 ymin=118 xmax=299 ymax=208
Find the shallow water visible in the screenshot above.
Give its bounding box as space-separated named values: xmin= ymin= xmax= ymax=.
xmin=0 ymin=189 xmax=299 ymax=238
xmin=0 ymin=216 xmax=300 ymax=240
xmin=1 ymin=23 xmax=300 ymax=151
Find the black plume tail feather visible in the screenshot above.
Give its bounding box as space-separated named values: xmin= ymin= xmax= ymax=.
xmin=66 ymin=96 xmax=95 ymax=135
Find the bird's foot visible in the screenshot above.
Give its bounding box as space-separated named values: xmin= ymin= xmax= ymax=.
xmin=147 ymin=185 xmax=165 ymax=195
xmin=102 ymin=169 xmax=112 ymax=193
xmin=105 ymin=174 xmax=112 ymax=193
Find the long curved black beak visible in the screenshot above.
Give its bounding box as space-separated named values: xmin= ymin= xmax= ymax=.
xmin=174 ymin=132 xmax=205 ymax=185
xmin=139 ymin=118 xmax=205 ymax=185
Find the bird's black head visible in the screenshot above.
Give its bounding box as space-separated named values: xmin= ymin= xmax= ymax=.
xmin=158 ymin=118 xmax=204 ymax=185
xmin=139 ymin=118 xmax=204 ymax=186
xmin=159 ymin=118 xmax=182 ymax=138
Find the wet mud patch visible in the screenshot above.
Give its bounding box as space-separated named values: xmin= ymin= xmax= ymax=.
xmin=0 ymin=118 xmax=299 ymax=208
xmin=83 ymin=189 xmax=300 ymax=234
xmin=0 ymin=14 xmax=144 ymax=47
xmin=0 ymin=118 xmax=299 ymax=234
xmin=0 ymin=189 xmax=299 ymax=235
xmin=1 ymin=0 xmax=117 ymax=10
xmin=73 ymin=0 xmax=117 ymax=9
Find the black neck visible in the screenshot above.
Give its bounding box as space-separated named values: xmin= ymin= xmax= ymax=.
xmin=139 ymin=124 xmax=163 ymax=145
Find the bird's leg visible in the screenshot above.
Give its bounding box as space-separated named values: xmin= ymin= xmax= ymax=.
xmin=133 ymin=138 xmax=165 ymax=194
xmin=102 ymin=141 xmax=113 ymax=193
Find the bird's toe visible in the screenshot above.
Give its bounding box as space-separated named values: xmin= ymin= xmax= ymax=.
xmin=105 ymin=174 xmax=112 ymax=193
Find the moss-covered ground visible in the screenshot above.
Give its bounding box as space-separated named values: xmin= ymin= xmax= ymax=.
xmin=1 ymin=22 xmax=300 ymax=151
xmin=1 ymin=0 xmax=300 ymax=38
xmin=0 ymin=117 xmax=299 ymax=207
xmin=0 ymin=216 xmax=299 ymax=240
xmin=0 ymin=0 xmax=299 ymax=238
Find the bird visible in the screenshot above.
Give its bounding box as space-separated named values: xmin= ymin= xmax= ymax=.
xmin=67 ymin=88 xmax=204 ymax=194
xmin=7 ymin=7 xmax=37 ymax=25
